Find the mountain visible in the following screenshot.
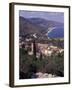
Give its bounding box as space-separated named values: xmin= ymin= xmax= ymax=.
xmin=19 ymin=16 xmax=64 ymax=39
xmin=19 ymin=17 xmax=44 ymax=36
xmin=28 ymin=18 xmax=64 ymax=30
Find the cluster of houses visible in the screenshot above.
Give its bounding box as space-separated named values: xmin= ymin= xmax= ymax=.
xmin=20 ymin=40 xmax=64 ymax=58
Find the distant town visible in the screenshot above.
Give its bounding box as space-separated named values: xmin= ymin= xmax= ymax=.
xmin=19 ymin=37 xmax=64 ymax=59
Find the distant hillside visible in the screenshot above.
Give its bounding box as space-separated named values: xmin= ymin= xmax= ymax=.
xmin=19 ymin=16 xmax=64 ymax=39
xmin=19 ymin=17 xmax=44 ymax=36
xmin=28 ymin=18 xmax=64 ymax=30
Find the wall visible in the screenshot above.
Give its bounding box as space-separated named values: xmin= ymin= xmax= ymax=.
xmin=0 ymin=0 xmax=72 ymax=90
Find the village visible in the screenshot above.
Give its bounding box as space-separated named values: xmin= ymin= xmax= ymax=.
xmin=19 ymin=39 xmax=64 ymax=59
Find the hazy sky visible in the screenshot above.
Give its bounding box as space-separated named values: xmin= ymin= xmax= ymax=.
xmin=19 ymin=10 xmax=64 ymax=23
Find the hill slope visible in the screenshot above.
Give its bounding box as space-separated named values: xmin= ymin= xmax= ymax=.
xmin=19 ymin=16 xmax=64 ymax=39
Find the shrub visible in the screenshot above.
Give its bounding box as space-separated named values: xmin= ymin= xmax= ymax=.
xmin=19 ymin=48 xmax=64 ymax=79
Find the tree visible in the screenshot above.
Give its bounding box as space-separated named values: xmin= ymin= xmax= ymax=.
xmin=33 ymin=40 xmax=37 ymax=60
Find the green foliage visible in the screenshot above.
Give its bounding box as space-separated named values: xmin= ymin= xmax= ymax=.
xmin=19 ymin=48 xmax=64 ymax=79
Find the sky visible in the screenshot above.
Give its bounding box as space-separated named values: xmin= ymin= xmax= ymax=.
xmin=19 ymin=10 xmax=64 ymax=23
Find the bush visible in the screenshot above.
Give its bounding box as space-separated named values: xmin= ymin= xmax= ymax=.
xmin=19 ymin=48 xmax=64 ymax=79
